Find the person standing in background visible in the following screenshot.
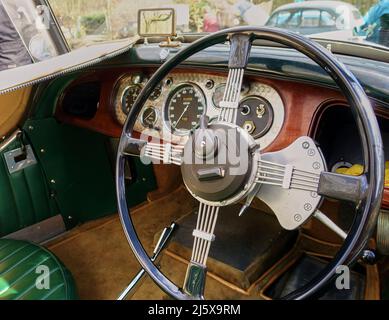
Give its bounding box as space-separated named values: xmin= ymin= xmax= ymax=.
xmin=233 ymin=0 xmax=269 ymax=26
xmin=203 ymin=7 xmax=220 ymax=32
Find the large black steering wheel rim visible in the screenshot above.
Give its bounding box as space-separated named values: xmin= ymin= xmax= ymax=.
xmin=116 ymin=26 xmax=384 ymax=300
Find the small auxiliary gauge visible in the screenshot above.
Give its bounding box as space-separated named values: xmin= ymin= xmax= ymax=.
xmin=121 ymin=85 xmax=142 ymax=115
xmin=237 ymin=96 xmax=274 ymax=139
xmin=141 ymin=107 xmax=158 ymax=128
xmin=212 ymin=84 xmax=226 ymax=108
xmin=150 ymin=83 xmax=163 ymax=101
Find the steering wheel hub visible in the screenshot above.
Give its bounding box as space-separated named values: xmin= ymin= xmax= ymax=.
xmin=181 ymin=121 xmax=259 ymax=204
xmin=193 ymin=127 xmax=219 ymax=160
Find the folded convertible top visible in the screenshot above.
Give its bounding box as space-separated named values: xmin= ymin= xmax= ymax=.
xmin=0 ymin=36 xmax=139 ymax=95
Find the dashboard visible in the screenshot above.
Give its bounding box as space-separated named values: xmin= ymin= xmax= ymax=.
xmin=55 ymin=65 xmax=389 ymax=210
xmin=49 ymin=41 xmax=389 ymax=253
xmin=56 ymin=67 xmax=388 ymax=155
xmin=112 ymin=72 xmax=285 ymax=149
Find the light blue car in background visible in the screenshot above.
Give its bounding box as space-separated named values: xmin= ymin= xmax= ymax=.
xmin=266 ymin=1 xmax=364 ymax=38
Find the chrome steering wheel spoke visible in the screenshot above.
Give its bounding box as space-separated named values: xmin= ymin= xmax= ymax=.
xmin=121 ymin=135 xmax=184 ymax=165
xmin=218 ymin=34 xmax=252 ymax=124
xmin=218 ymin=68 xmax=245 ymax=123
xmin=253 ymin=136 xmax=325 ymax=230
xmin=256 ymin=158 xmax=321 ymax=193
xmin=313 ymin=209 xmax=347 ymax=240
xmin=183 ymin=202 xmax=220 ymax=299
xmin=256 ymin=159 xmax=368 ymax=204
xmin=254 ymin=136 xmax=369 ymax=231
xmin=143 ymin=142 xmax=184 ymax=165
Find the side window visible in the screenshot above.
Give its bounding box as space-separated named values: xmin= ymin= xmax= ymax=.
xmin=300 ymin=9 xmax=321 ymax=27
xmin=266 ymin=13 xmax=278 ymax=26
xmin=320 ymin=10 xmax=336 ymax=27
xmin=267 ymin=10 xmax=301 ymax=28
xmin=276 ymin=11 xmax=292 ymax=26
xmin=286 ymin=10 xmax=302 ymax=27
xmin=352 ymin=9 xmax=362 ymax=20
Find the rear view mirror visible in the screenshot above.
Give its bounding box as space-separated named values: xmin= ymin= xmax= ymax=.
xmin=138 ymin=8 xmax=176 ymax=37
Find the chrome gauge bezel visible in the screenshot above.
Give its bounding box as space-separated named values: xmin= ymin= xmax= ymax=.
xmin=163 ymin=82 xmax=207 ymax=136
xmin=120 ymin=84 xmax=142 ymax=115
xmin=212 ymin=83 xmax=226 ymax=109
xmin=150 ymin=83 xmax=163 ymax=101
xmin=140 ymin=106 xmax=159 ymax=128
xmin=114 ymin=72 xmax=285 ymax=149
xmin=238 ymin=95 xmax=275 ymax=139
xmin=113 ymin=74 xmax=145 ymax=125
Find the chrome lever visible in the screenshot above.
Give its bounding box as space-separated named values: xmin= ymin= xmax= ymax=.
xmin=239 ymin=184 xmax=261 ymax=217
xmin=117 ymin=222 xmax=177 ymax=300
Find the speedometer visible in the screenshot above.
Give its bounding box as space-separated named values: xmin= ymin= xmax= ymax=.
xmin=165 ymin=84 xmax=206 ymax=135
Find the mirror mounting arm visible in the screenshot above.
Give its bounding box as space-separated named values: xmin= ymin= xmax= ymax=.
xmin=159 ymin=36 xmax=181 ymax=48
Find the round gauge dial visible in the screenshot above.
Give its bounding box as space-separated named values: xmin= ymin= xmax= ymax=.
xmin=165 ymin=84 xmax=206 ymax=134
xmin=141 ymin=107 xmax=158 ymax=128
xmin=150 ymin=83 xmax=163 ymax=101
xmin=212 ymin=84 xmax=226 ymax=108
xmin=237 ymin=96 xmax=274 ymax=139
xmin=121 ymin=85 xmax=142 ymax=115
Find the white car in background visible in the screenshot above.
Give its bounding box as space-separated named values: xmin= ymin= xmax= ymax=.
xmin=266 ymin=1 xmax=364 ymax=40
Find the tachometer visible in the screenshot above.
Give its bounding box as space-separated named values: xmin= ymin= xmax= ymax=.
xmin=165 ymin=84 xmax=206 ymax=135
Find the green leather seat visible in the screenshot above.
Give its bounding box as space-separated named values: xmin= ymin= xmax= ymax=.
xmin=0 ymin=239 xmax=77 ymax=300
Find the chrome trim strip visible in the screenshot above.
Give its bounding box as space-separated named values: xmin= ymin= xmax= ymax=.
xmin=0 ymin=129 xmax=22 ymax=153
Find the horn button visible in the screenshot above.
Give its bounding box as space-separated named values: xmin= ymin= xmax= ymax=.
xmin=181 ymin=122 xmax=258 ymax=204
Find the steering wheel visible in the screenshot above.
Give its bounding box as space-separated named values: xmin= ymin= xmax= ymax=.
xmin=116 ymin=27 xmax=384 ymax=300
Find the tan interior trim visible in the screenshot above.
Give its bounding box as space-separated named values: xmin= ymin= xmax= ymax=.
xmin=0 ymin=86 xmax=32 ymax=138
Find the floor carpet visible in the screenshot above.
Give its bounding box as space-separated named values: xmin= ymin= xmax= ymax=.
xmin=46 ymin=187 xmax=244 ymax=300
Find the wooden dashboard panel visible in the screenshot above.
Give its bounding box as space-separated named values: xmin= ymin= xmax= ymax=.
xmin=55 ymin=67 xmax=389 ymax=207
xmin=56 ymin=71 xmax=123 ymax=137
xmin=382 ymin=188 xmax=389 ymax=209
xmin=56 ymin=68 xmax=346 ymax=149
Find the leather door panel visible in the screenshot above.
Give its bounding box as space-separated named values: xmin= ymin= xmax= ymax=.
xmin=0 ymin=134 xmax=56 ymax=236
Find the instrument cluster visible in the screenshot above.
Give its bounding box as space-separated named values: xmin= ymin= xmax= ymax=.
xmin=113 ymin=72 xmax=285 ymax=149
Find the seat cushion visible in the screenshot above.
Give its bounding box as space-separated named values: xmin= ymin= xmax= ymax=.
xmin=0 ymin=239 xmax=77 ymax=300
